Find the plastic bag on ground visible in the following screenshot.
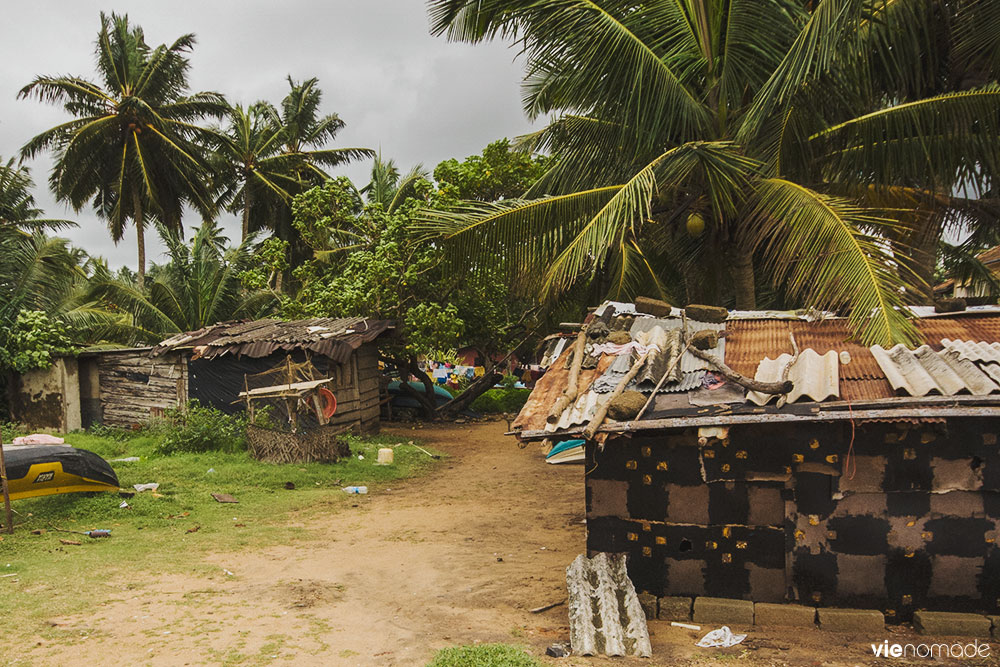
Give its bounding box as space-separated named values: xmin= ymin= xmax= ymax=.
xmin=696 ymin=626 xmax=746 ymax=648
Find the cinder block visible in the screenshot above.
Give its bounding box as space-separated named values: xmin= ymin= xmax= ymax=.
xmin=913 ymin=611 xmax=992 ymax=638
xmin=990 ymin=616 xmax=1000 ymax=640
xmin=692 ymin=597 xmax=754 ymax=626
xmin=657 ymin=596 xmax=692 ymax=621
xmin=637 ymin=592 xmax=657 ymax=620
xmin=754 ymin=603 xmax=816 ymax=627
xmin=818 ymin=608 xmax=885 ymax=633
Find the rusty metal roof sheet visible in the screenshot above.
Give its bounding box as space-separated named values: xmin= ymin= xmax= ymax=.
xmin=511 ymin=354 xmax=613 ymax=432
xmin=748 ymin=349 xmax=840 ymax=405
xmin=151 ymin=317 xmax=394 ymax=364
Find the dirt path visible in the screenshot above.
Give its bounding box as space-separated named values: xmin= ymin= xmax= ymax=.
xmin=16 ymin=422 xmax=993 ymax=666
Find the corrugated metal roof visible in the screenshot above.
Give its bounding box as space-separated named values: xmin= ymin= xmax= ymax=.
xmin=630 ymin=317 xmax=725 ymax=374
xmin=871 ymin=343 xmax=1000 ymax=396
xmin=566 ymin=552 xmax=652 ymax=658
xmin=511 ymin=354 xmax=614 ymax=432
xmin=546 ymin=389 xmax=610 ymax=432
xmin=747 ymin=349 xmax=840 ymax=405
xmin=512 ymin=303 xmax=1000 ymax=438
xmin=151 ymin=317 xmax=394 ymax=363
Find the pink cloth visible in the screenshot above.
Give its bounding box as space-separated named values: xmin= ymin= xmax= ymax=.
xmin=12 ymin=434 xmax=65 ymax=445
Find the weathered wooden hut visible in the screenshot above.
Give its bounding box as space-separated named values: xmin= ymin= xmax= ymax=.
xmin=10 ymin=317 xmax=393 ymax=433
xmin=513 ymin=300 xmax=1000 ymax=621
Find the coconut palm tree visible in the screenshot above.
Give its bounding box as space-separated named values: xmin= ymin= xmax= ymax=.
xmin=423 ymin=0 xmax=1000 ymax=345
xmin=19 ymin=12 xmax=226 ymax=289
xmin=362 ymin=154 xmax=429 ymax=213
xmin=0 ymin=159 xmax=75 ymax=233
xmin=213 ymin=79 xmax=373 ymax=249
xmin=87 ymin=220 xmax=277 ymax=338
xmin=212 ymin=102 xmax=294 ymax=242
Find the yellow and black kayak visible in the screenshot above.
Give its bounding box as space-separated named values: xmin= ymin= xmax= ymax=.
xmin=3 ymin=445 xmax=119 ymax=500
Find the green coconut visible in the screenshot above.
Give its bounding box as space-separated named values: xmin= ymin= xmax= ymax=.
xmin=686 ymin=211 xmax=705 ymax=237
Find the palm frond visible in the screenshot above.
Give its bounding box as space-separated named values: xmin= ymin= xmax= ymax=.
xmin=810 ymin=86 xmax=1000 ymax=191
xmin=748 ymin=178 xmax=919 ymax=346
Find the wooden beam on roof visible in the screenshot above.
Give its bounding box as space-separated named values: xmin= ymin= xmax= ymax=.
xmin=513 ymin=404 xmax=1000 ymax=439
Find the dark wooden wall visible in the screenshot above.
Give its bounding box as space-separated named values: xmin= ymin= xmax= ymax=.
xmin=96 ymin=351 xmax=187 ymax=427
xmin=325 ymin=343 xmax=380 ymax=432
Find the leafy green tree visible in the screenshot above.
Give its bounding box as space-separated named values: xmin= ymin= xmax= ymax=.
xmin=19 ymin=12 xmax=226 ymax=289
xmin=0 ymin=310 xmax=74 ymax=373
xmin=433 ymin=138 xmax=551 ymax=201
xmin=425 ymin=0 xmax=1000 ymax=345
xmin=88 ymin=220 xmax=277 ymax=339
xmin=286 ymin=178 xmax=536 ymax=416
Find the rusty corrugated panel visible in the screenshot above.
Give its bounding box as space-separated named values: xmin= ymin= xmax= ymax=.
xmin=918 ymin=316 xmax=1000 ymax=345
xmin=840 ymin=377 xmax=896 ymax=401
xmin=747 ymin=349 xmax=839 ymax=405
xmin=566 ymin=552 xmax=652 ymax=658
xmin=726 ymin=319 xmax=879 ymax=381
xmin=511 ymin=355 xmax=613 ymax=432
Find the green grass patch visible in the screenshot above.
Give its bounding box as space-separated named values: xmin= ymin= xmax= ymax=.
xmin=0 ymin=426 xmax=439 ymax=649
xmin=427 ymin=643 xmax=540 ymax=667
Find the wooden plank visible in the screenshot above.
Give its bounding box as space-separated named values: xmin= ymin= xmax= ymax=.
xmin=514 ymin=405 xmax=1000 ymax=439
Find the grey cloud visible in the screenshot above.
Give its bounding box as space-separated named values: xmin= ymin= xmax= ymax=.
xmin=0 ymin=0 xmax=535 ymax=268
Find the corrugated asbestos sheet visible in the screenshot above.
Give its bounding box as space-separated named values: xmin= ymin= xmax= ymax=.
xmin=871 ymin=343 xmax=1000 ymax=396
xmin=566 ymin=552 xmax=652 ymax=658
xmin=747 ymin=349 xmax=840 ymax=405
xmin=151 ymin=317 xmax=394 ymax=364
xmin=547 ymin=389 xmax=611 ymax=432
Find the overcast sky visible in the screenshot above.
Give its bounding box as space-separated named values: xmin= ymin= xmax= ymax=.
xmin=0 ymin=1 xmax=534 ymax=269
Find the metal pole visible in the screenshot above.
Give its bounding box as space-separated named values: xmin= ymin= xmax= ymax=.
xmin=0 ymin=428 xmax=13 ymax=534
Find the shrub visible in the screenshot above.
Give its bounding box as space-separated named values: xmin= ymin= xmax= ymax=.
xmin=154 ymin=401 xmax=248 ymax=454
xmin=0 ymin=310 xmax=74 ymax=373
xmin=470 ymin=388 xmax=531 ymax=414
xmin=427 ymin=644 xmax=540 ymax=667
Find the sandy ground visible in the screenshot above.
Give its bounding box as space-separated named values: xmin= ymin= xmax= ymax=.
xmin=13 ymin=422 xmax=999 ymax=666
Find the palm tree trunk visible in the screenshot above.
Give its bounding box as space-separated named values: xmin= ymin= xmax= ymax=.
xmin=733 ymin=248 xmax=756 ymax=309
xmin=909 ymin=213 xmax=943 ymax=304
xmin=133 ymin=188 xmax=146 ymax=290
xmin=241 ymin=189 xmax=252 ymax=242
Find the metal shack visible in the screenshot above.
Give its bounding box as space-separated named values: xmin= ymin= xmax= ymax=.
xmin=11 ymin=317 xmax=393 ymax=433
xmin=512 ymin=301 xmax=1000 ymax=622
